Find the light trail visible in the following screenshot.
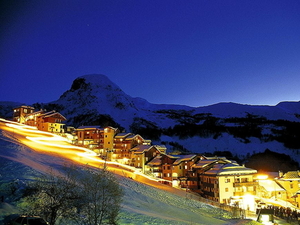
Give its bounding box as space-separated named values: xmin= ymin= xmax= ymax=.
xmin=0 ymin=118 xmax=170 ymax=187
xmin=0 ymin=118 xmax=138 ymax=174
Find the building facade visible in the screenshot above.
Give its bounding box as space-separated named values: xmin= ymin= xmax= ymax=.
xmin=13 ymin=106 xmax=35 ymax=124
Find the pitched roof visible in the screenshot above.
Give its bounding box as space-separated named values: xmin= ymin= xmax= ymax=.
xmin=258 ymin=180 xmax=285 ymax=192
xmin=205 ymin=163 xmax=257 ymax=176
xmin=43 ymin=111 xmax=66 ymax=121
xmin=146 ymin=155 xmax=162 ymax=166
xmin=27 ymin=110 xmax=44 ymax=115
xmin=131 ymin=145 xmax=154 ymax=154
xmin=193 ymin=159 xmax=218 ymax=169
xmin=77 ymin=125 xmax=102 ymax=130
xmin=126 ymin=134 xmax=144 ymax=141
xmin=153 ymin=145 xmax=167 ymax=152
xmin=281 ymin=171 xmax=300 ymax=180
xmin=114 ymin=133 xmax=132 ymax=138
xmin=14 ymin=105 xmax=34 ymax=110
xmin=173 ymin=154 xmax=197 ymax=165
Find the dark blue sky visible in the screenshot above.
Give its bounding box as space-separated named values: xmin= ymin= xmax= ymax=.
xmin=1 ymin=0 xmax=300 ymax=107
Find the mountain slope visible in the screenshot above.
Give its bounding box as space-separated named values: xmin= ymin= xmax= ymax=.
xmin=0 ymin=129 xmax=251 ymax=225
xmin=1 ymin=74 xmax=300 ymax=164
xmin=51 ymin=74 xmax=300 ymax=127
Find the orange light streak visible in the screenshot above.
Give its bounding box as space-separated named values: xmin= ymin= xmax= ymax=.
xmin=0 ymin=118 xmax=166 ymax=184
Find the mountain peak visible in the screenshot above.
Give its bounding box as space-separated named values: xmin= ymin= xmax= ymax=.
xmin=70 ymin=74 xmax=121 ymax=91
xmin=54 ymin=74 xmax=142 ymax=128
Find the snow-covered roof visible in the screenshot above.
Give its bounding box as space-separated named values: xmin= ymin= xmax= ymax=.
xmin=258 ymin=180 xmax=285 ymax=192
xmin=126 ymin=134 xmax=144 ymax=141
xmin=153 ymin=145 xmax=167 ymax=153
xmin=115 ymin=133 xmax=131 ymax=138
xmin=43 ymin=111 xmax=66 ymax=121
xmin=131 ymin=145 xmax=154 ymax=154
xmin=193 ymin=157 xmax=233 ymax=170
xmin=31 ymin=110 xmax=44 ymax=115
xmin=14 ymin=105 xmax=34 ymax=110
xmin=146 ymin=155 xmax=162 ymax=166
xmin=193 ymin=159 xmax=218 ymax=169
xmin=279 ymin=171 xmax=300 ymax=180
xmin=77 ymin=125 xmax=102 ymax=130
xmin=173 ymin=154 xmax=197 ymax=165
xmin=205 ymin=163 xmax=257 ymax=176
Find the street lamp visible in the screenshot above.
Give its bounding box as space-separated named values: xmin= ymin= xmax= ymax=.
xmin=104 ymin=148 xmax=114 ymax=169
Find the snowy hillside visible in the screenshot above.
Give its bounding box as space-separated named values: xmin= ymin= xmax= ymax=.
xmin=1 ymin=74 xmax=300 ymax=163
xmin=0 ymin=130 xmax=256 ymax=225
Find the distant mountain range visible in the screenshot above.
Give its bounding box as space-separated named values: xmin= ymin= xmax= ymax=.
xmin=1 ymin=74 xmax=300 ymax=163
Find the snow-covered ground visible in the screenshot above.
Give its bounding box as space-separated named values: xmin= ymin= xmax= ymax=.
xmin=0 ymin=129 xmax=259 ymax=225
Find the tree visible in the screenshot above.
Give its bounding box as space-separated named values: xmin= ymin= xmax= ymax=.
xmin=19 ymin=166 xmax=81 ymax=225
xmin=76 ymin=167 xmax=123 ymax=225
xmin=18 ymin=165 xmax=123 ymax=225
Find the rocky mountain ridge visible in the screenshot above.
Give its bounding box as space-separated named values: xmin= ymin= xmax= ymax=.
xmin=1 ymin=74 xmax=300 ymax=163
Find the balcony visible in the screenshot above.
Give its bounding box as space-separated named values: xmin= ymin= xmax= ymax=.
xmin=233 ymin=181 xmax=257 ymax=187
xmin=233 ymin=191 xmax=255 ymax=196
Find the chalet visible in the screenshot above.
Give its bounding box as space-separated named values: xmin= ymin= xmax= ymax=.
xmin=182 ymin=157 xmax=257 ymax=206
xmin=24 ymin=110 xmax=45 ymax=127
xmin=256 ymin=176 xmax=286 ymax=201
xmin=130 ymin=145 xmax=161 ymax=172
xmin=172 ymin=155 xmax=200 ymax=178
xmin=276 ymin=171 xmax=300 ymax=207
xmin=146 ymin=154 xmax=177 ymax=180
xmin=146 ymin=154 xmax=201 ymax=186
xmin=76 ymin=126 xmax=119 ymax=159
xmin=13 ymin=105 xmax=35 ymax=123
xmin=36 ymin=111 xmax=66 ymax=133
xmin=202 ymin=158 xmax=257 ymax=205
xmin=12 ymin=106 xmax=66 ymax=134
xmin=113 ymin=133 xmax=144 ymax=164
xmin=76 ymin=125 xmax=103 ymax=148
xmin=180 ymin=157 xmax=219 ymax=193
xmin=143 ymin=145 xmax=167 ymax=177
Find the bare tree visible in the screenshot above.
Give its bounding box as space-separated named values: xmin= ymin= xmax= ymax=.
xmin=19 ymin=166 xmax=80 ymax=225
xmin=76 ymin=167 xmax=123 ymax=225
xmin=18 ymin=165 xmax=123 ymax=225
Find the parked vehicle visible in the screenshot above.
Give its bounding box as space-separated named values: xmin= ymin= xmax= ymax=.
xmin=6 ymin=215 xmax=48 ymax=225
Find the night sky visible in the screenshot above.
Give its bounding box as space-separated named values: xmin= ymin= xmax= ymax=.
xmin=1 ymin=0 xmax=300 ymax=107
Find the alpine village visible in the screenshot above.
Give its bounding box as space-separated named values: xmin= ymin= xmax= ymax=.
xmin=10 ymin=104 xmax=300 ymax=223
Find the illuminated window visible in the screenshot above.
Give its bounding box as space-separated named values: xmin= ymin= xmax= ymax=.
xmin=225 ymin=188 xmax=229 ymax=192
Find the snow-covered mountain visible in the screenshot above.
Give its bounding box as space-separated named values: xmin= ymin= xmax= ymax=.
xmin=50 ymin=74 xmax=300 ymax=126
xmin=1 ymin=74 xmax=300 ymax=162
xmin=49 ymin=74 xmax=194 ymax=129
